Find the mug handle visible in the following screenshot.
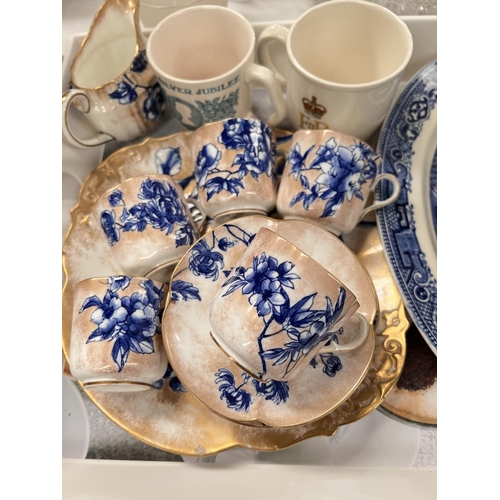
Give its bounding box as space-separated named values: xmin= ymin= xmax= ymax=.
xmin=358 ymin=173 xmax=401 ymax=220
xmin=257 ymin=24 xmax=290 ymax=91
xmin=245 ymin=63 xmax=287 ymax=127
xmin=62 ymin=89 xmax=115 ymax=149
xmin=318 ymin=312 xmax=370 ymax=354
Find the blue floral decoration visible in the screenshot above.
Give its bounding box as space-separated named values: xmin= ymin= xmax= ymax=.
xmin=152 ymin=365 xmax=187 ymax=392
xmin=80 ymin=276 xmax=165 ymax=372
xmin=310 ymin=353 xmax=343 ymax=378
xmin=221 ymin=252 xmax=347 ymax=378
xmin=215 ymin=368 xmax=253 ymax=412
xmin=288 ymin=137 xmax=378 ymax=218
xmin=99 ymin=178 xmax=196 ymax=249
xmin=156 ymin=147 xmax=182 ymax=177
xmin=194 ymin=118 xmax=276 ymax=200
xmin=252 ymin=378 xmax=289 ymax=404
xmin=108 ymin=50 xmax=164 ymax=121
xmin=170 ymin=280 xmax=201 ymax=302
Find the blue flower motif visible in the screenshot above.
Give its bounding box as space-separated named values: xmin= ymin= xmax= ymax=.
xmin=289 ymin=137 xmax=376 ymax=218
xmin=217 ymin=118 xmax=251 ymax=150
xmin=188 ymin=240 xmax=224 ymax=281
xmin=143 ymin=82 xmax=164 ymax=121
xmin=217 ymin=237 xmax=236 ymax=252
xmin=170 ymin=280 xmax=201 ymax=302
xmin=156 ymin=147 xmax=182 ymax=177
xmin=286 ymin=143 xmax=314 ymax=180
xmin=215 ymin=368 xmax=253 ymax=412
xmin=100 ymin=210 xmax=120 ymax=246
xmin=195 ymin=144 xmax=222 ymax=188
xmin=80 ymin=277 xmax=165 ymax=371
xmin=109 ymin=81 xmax=138 ymax=104
xmin=108 ymin=190 xmax=124 ymax=207
xmin=222 ymin=253 xmax=299 ymax=317
xmin=321 ymin=354 xmax=343 ymax=377
xmin=131 ymin=50 xmax=148 ymax=73
xmin=252 ymin=378 xmax=289 ymax=405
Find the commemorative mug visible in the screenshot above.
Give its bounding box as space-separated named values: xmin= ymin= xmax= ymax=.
xmin=190 ymin=118 xmax=278 ymax=221
xmin=62 ymin=0 xmax=165 ymax=148
xmin=209 ymin=227 xmax=370 ymax=381
xmin=276 ymin=129 xmax=400 ymax=235
xmin=257 ymin=0 xmax=413 ymax=141
xmin=146 ymin=5 xmax=287 ymax=130
xmin=70 ymin=275 xmax=168 ymax=391
xmin=93 ymin=175 xmax=203 ymax=277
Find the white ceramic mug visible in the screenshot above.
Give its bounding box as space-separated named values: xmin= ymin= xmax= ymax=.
xmin=257 ymin=0 xmax=413 ymax=141
xmin=276 ymin=129 xmax=401 ymax=235
xmin=209 ymin=227 xmax=370 ymax=381
xmin=146 ymin=5 xmax=287 ymax=130
xmin=62 ymin=0 xmax=165 ymax=148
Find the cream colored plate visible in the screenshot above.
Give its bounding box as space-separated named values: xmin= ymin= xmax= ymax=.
xmin=62 ymin=132 xmax=408 ymax=456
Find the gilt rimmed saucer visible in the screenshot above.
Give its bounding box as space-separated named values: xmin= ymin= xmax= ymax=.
xmin=62 ymin=131 xmax=408 ymax=456
xmin=163 ymin=215 xmax=377 ymax=428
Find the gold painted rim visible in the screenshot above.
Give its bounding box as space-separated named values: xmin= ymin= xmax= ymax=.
xmin=62 ymin=130 xmax=408 ymax=455
xmin=83 ymin=380 xmax=153 ymax=389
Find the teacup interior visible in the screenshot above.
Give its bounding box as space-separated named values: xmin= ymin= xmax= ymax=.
xmin=72 ymin=12 xmax=137 ymax=88
xmin=148 ymin=8 xmax=253 ymax=81
xmin=290 ymin=2 xmax=412 ymax=85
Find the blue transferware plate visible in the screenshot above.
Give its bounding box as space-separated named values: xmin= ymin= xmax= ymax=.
xmin=376 ymin=59 xmax=437 ymax=354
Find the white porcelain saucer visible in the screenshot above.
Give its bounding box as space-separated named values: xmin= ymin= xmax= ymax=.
xmin=163 ymin=215 xmax=377 ymax=428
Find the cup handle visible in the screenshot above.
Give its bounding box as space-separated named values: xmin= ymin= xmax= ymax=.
xmin=245 ymin=63 xmax=287 ymax=127
xmin=257 ymin=24 xmax=290 ymax=91
xmin=318 ymin=312 xmax=370 ymax=354
xmin=62 ymin=89 xmax=115 ymax=149
xmin=187 ymin=197 xmax=207 ymax=233
xmin=358 ymin=173 xmax=401 ymax=220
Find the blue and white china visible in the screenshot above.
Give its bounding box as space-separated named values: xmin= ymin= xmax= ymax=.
xmin=93 ymin=174 xmax=200 ymax=277
xmin=163 ymin=215 xmax=377 ymax=428
xmin=190 ymin=118 xmax=278 ymax=221
xmin=257 ymin=0 xmax=413 ymax=141
xmin=62 ymin=0 xmax=164 ymax=148
xmin=375 ymin=59 xmax=437 ymax=354
xmin=70 ymin=275 xmax=168 ymax=392
xmin=146 ymin=6 xmax=286 ymax=130
xmin=209 ymin=227 xmax=370 ymax=381
xmin=276 ymin=129 xmax=400 ymax=235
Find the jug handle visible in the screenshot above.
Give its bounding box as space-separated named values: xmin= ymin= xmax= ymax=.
xmin=62 ymin=89 xmax=115 ymax=149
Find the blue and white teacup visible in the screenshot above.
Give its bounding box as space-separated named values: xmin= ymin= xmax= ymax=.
xmin=70 ymin=275 xmax=168 ymax=391
xmin=190 ymin=118 xmax=278 ymax=222
xmin=276 ymin=129 xmax=401 ymax=235
xmin=209 ymin=227 xmax=370 ymax=381
xmin=93 ymin=175 xmax=202 ymax=278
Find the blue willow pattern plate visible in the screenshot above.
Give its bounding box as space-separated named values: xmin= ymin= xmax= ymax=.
xmin=375 ymin=59 xmax=437 ymax=353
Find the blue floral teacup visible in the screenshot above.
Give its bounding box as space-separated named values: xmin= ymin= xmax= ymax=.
xmin=209 ymin=227 xmax=370 ymax=381
xmin=190 ymin=118 xmax=278 ymax=222
xmin=93 ymin=175 xmax=202 ymax=278
xmin=276 ymin=129 xmax=401 ymax=235
xmin=70 ymin=275 xmax=168 ymax=391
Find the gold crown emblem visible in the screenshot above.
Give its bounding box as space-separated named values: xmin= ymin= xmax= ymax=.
xmin=302 ymin=96 xmax=326 ymax=119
